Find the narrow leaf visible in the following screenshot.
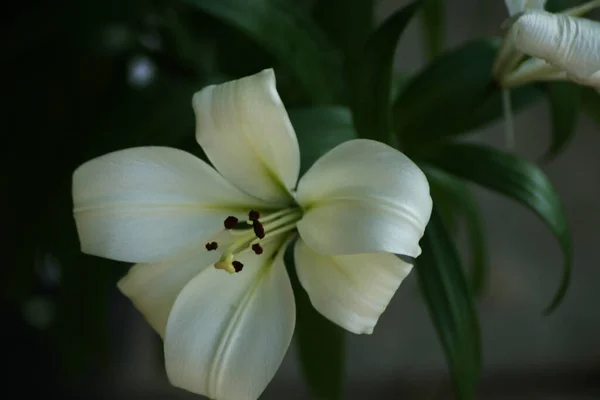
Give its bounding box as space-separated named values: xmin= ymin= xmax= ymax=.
xmin=285 ymin=243 xmax=345 ymax=400
xmin=464 ymin=84 xmax=543 ymax=134
xmin=289 ymin=107 xmax=357 ymax=175
xmin=350 ymin=0 xmax=422 ymax=144
xmin=183 ymin=0 xmax=339 ymax=104
xmin=542 ymin=82 xmax=580 ymax=161
xmin=391 ymin=73 xmax=412 ymax=104
xmin=425 ymin=167 xmax=488 ymax=295
xmin=417 ymin=210 xmax=481 ymax=400
xmin=393 ymin=39 xmax=498 ymax=142
xmin=419 ymin=0 xmax=445 ymax=59
xmin=545 ymin=0 xmax=571 ymax=12
xmin=393 ymin=39 xmax=542 ymax=143
xmin=581 ymin=87 xmax=600 ymax=127
xmin=313 ymin=0 xmax=374 ymax=62
xmin=420 ymin=143 xmax=572 ymax=313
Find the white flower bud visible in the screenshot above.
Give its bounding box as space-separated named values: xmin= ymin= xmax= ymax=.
xmin=511 ymin=11 xmax=600 ymax=87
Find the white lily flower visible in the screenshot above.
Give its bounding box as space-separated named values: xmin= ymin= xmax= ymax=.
xmin=507 ymin=10 xmax=600 ymax=88
xmin=72 ymin=69 xmax=432 ymax=400
xmin=495 ymin=0 xmax=600 ymax=148
xmin=496 ymin=0 xmax=600 ymax=88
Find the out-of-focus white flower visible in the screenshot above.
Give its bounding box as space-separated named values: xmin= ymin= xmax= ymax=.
xmin=72 ymin=69 xmax=432 ymax=400
xmin=495 ymin=0 xmax=600 ymax=89
xmin=507 ymin=11 xmax=600 ymax=88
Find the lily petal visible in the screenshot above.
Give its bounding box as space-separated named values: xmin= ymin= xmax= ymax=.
xmin=294 ymin=239 xmax=412 ymax=334
xmin=569 ymin=71 xmax=600 ymax=88
xmin=502 ymin=57 xmax=567 ymax=87
xmin=505 ymin=0 xmax=546 ymax=15
xmin=164 ymin=239 xmax=295 ymax=400
xmin=73 ymin=147 xmax=266 ymax=263
xmin=194 ymin=69 xmax=301 ymax=205
xmin=511 ymin=11 xmax=600 ymax=87
xmin=296 ymin=139 xmax=432 ymax=257
xmin=117 ymin=246 xmax=225 ymax=337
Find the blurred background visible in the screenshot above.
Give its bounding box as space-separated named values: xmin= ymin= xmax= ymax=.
xmin=3 ymin=0 xmax=600 ymax=398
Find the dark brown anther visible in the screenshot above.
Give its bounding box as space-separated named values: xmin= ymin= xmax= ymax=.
xmin=205 ymin=242 xmax=218 ymax=251
xmin=251 ymin=243 xmax=263 ymax=255
xmin=252 ymin=220 xmax=265 ymax=239
xmin=224 ymin=216 xmax=239 ymax=229
xmin=248 ymin=210 xmax=260 ymax=221
xmin=232 ymin=261 xmax=244 ymax=273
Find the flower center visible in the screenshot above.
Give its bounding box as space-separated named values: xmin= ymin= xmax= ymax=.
xmin=205 ymin=208 xmax=302 ymax=274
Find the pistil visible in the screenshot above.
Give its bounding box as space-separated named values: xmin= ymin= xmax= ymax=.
xmin=207 ymin=208 xmax=302 ymax=273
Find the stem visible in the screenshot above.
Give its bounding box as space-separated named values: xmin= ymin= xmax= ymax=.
xmin=563 ymin=0 xmax=600 ymax=17
xmin=502 ymin=89 xmax=515 ymax=150
xmin=502 ymin=59 xmax=565 ymax=88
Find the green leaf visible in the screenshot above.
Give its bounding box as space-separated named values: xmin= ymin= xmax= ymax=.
xmin=545 ymin=0 xmax=571 ymax=13
xmin=419 ymin=143 xmax=572 ymax=314
xmin=393 ymin=39 xmax=497 ymax=142
xmin=350 ymin=1 xmax=422 ymax=144
xmin=581 ymin=87 xmax=600 ymax=127
xmin=424 ymin=167 xmax=488 ymax=295
xmin=391 ymin=73 xmax=412 ymax=104
xmin=183 ymin=0 xmax=339 ymax=104
xmin=419 ymin=0 xmax=445 ymax=59
xmin=313 ymin=0 xmax=374 ymax=62
xmin=285 ymin=243 xmax=345 ymax=400
xmin=464 ymin=84 xmax=543 ymax=134
xmin=393 ymin=39 xmax=542 ymax=144
xmin=162 ymin=6 xmax=226 ymax=78
xmin=542 ymin=82 xmax=580 ymax=161
xmin=417 ymin=210 xmax=481 ymax=400
xmin=289 ymin=107 xmax=357 ymax=175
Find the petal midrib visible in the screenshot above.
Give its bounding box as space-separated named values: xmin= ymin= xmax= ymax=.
xmin=303 ymin=195 xmax=427 ymax=232
xmin=327 ymin=258 xmax=393 ymax=307
xmin=73 ymin=202 xmax=281 ymax=214
xmin=206 ymin=255 xmax=276 ymax=398
xmin=227 ymin=83 xmax=296 ymax=203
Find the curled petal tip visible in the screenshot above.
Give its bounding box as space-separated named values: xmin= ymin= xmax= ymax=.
xmin=511 ymin=11 xmax=600 ymax=82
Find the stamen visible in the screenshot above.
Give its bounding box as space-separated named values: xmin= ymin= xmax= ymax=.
xmin=205 ymin=242 xmax=218 ymax=251
xmin=224 ymin=216 xmax=239 ymax=229
xmin=251 ymin=224 xmax=297 ymax=245
xmin=232 ymin=261 xmax=244 ymax=273
xmin=259 ymin=208 xmax=296 ymax=224
xmin=251 ymin=243 xmax=263 ymax=255
xmin=252 ymin=220 xmax=265 ymax=239
xmin=214 ymin=207 xmax=303 ymax=275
